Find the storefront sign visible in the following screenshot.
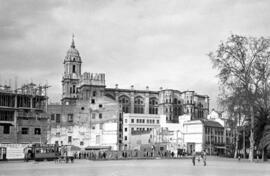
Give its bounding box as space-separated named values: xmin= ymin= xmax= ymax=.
xmin=0 ymin=144 xmax=29 ymax=159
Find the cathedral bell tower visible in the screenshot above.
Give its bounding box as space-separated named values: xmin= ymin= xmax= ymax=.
xmin=61 ymin=35 xmax=82 ymax=105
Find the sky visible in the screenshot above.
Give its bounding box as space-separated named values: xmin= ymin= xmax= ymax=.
xmin=1 ymin=0 xmax=270 ymax=109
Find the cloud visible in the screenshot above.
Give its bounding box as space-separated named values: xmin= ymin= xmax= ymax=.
xmin=1 ymin=0 xmax=270 ymax=108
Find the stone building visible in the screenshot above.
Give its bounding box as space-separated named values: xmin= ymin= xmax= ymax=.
xmin=60 ymin=37 xmax=209 ymax=121
xmin=0 ymin=83 xmax=49 ymax=144
xmin=48 ymin=37 xmax=210 ymax=150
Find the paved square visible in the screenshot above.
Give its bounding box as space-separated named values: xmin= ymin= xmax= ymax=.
xmin=0 ymin=158 xmax=269 ymax=176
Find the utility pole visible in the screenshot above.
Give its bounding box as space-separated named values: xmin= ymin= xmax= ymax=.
xmin=210 ymin=128 xmax=212 ymax=156
xmin=243 ymin=127 xmax=246 ymax=158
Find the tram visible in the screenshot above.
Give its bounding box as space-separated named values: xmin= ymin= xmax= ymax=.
xmin=26 ymin=143 xmax=59 ymax=161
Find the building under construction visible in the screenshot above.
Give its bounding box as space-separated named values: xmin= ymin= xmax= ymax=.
xmin=0 ymin=82 xmax=49 ymax=144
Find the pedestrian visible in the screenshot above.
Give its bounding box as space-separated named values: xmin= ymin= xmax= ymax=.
xmin=192 ymin=149 xmax=196 ymax=166
xmin=202 ymin=150 xmax=207 ymax=166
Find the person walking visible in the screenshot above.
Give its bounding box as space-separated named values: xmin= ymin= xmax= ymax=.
xmin=202 ymin=150 xmax=207 ymax=166
xmin=191 ymin=149 xmax=196 ymax=166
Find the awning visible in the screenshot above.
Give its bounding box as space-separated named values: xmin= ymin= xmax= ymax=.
xmin=85 ymin=146 xmax=111 ymax=150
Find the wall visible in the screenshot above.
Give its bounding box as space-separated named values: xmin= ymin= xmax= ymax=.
xmin=183 ymin=120 xmax=204 ymax=152
xmin=48 ymin=96 xmax=120 ymax=150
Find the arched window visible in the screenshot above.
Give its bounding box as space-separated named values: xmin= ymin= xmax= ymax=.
xmin=72 ymin=85 xmax=76 ymax=94
xmin=72 ymin=65 xmax=76 ymax=73
xmin=119 ymin=95 xmax=131 ymax=113
xmin=149 ymin=97 xmax=158 ymax=114
xmin=134 ymin=96 xmax=144 ymax=114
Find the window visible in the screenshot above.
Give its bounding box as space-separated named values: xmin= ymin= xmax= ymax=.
xmin=80 ymin=141 xmax=84 ymax=146
xmin=92 ymin=126 xmax=95 ymax=130
xmin=92 ymin=113 xmax=96 ymax=119
xmin=100 ymin=124 xmax=103 ymax=130
xmin=91 ymin=99 xmax=95 ymax=104
xmin=56 ymin=132 xmax=60 ymax=137
xmin=81 ymin=107 xmax=85 ymax=110
xmin=72 ymin=85 xmax=76 ymax=93
xmin=21 ymin=128 xmax=29 ymax=135
xmin=3 ymin=125 xmax=10 ymax=134
xmin=131 ymin=119 xmax=134 ymax=123
xmin=99 ymin=113 xmax=102 ymax=119
xmin=124 ymin=119 xmax=127 ymax=123
xmin=134 ymin=96 xmax=144 ymax=114
xmin=99 ymin=104 xmax=103 ymax=108
xmin=68 ymin=136 xmax=72 ymax=143
xmin=124 ymin=128 xmax=127 ymax=132
xmin=72 ymin=65 xmax=76 ymax=73
xmin=51 ymin=114 xmax=55 ymax=121
xmin=124 ymin=136 xmax=127 ymax=140
xmin=93 ymin=91 xmax=96 ymax=97
xmin=68 ymin=114 xmax=73 ymax=122
xmin=157 ymin=120 xmax=159 ymax=124
xmin=119 ymin=95 xmax=131 ymax=113
xmin=56 ymin=114 xmax=61 ymax=123
xmin=96 ymin=135 xmax=100 ymax=144
xmin=34 ymin=128 xmax=41 ymax=135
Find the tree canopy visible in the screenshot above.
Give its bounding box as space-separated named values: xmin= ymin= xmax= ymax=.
xmin=209 ymin=34 xmax=270 ymax=161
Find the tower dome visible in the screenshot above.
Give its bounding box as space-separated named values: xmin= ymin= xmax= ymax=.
xmin=64 ymin=35 xmax=82 ymax=63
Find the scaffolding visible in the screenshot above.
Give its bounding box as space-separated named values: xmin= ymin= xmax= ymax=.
xmin=0 ymin=81 xmax=50 ymax=144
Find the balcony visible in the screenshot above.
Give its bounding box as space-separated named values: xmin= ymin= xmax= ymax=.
xmin=17 ymin=111 xmax=49 ymax=119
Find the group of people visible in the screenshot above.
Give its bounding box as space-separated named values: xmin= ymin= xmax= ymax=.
xmin=191 ymin=149 xmax=207 ymax=166
xmin=70 ymin=149 xmax=183 ymax=160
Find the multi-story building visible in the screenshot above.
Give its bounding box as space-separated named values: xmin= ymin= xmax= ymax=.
xmin=122 ymin=113 xmax=161 ymax=149
xmin=48 ymin=37 xmax=210 ymax=150
xmin=183 ymin=119 xmax=225 ymax=155
xmin=0 ymin=83 xmax=49 ymax=144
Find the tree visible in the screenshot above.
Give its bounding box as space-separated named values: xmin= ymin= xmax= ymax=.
xmin=209 ymin=34 xmax=270 ymax=162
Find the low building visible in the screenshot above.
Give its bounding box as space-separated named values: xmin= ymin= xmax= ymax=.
xmin=183 ymin=119 xmax=225 ymax=155
xmin=122 ymin=113 xmax=160 ymax=150
xmin=207 ymin=109 xmax=234 ymax=150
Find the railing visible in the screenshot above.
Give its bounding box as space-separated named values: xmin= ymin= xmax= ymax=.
xmin=17 ymin=111 xmax=49 ymax=119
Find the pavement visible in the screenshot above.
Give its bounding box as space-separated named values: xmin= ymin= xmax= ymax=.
xmin=0 ymin=157 xmax=269 ymax=176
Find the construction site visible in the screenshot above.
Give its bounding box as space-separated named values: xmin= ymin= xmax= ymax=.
xmin=0 ymin=81 xmax=49 ymax=144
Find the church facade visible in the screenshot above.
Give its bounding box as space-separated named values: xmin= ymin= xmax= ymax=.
xmin=48 ymin=37 xmax=210 ymax=150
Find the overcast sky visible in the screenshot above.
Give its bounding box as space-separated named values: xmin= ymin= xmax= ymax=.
xmin=1 ymin=0 xmax=270 ymax=109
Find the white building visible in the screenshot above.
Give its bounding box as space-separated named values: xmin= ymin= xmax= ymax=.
xmin=183 ymin=119 xmax=225 ymax=155
xmin=122 ymin=113 xmax=192 ymax=152
xmin=122 ymin=113 xmax=160 ymax=149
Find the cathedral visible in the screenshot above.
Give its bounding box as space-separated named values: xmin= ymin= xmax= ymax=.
xmin=48 ymin=36 xmax=210 ymax=150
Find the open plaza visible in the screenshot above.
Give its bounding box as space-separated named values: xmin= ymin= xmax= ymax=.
xmin=0 ymin=158 xmax=269 ymax=176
